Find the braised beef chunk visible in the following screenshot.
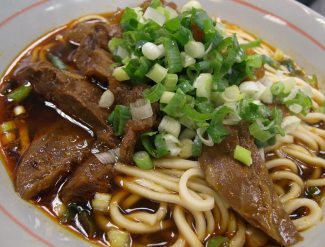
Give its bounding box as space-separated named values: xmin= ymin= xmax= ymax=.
xmin=65 ymin=22 xmax=122 ymax=47
xmin=15 ymin=119 xmax=92 ymax=200
xmin=60 ymin=156 xmax=114 ymax=205
xmin=109 ymin=80 xmax=151 ymax=107
xmin=18 ymin=61 xmax=120 ymax=148
xmin=199 ymin=122 xmax=302 ymax=246
xmin=74 ymin=25 xmax=115 ymax=79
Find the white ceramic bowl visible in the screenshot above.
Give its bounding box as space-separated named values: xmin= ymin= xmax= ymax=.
xmin=0 ymin=0 xmax=324 ymax=246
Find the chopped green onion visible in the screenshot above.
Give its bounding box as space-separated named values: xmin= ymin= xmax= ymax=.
xmin=162 ymin=88 xmax=186 ymax=115
xmin=143 ymin=7 xmax=166 ymax=26
xmin=184 ymin=41 xmax=205 ymax=59
xmin=92 ymin=192 xmax=111 ymax=213
xmin=193 ymin=73 xmax=213 ymax=100
xmin=245 ymin=54 xmax=262 ymax=79
xmin=273 ymin=48 xmax=284 ymax=61
xmin=146 ymin=63 xmax=168 ymax=83
xmin=130 ymin=98 xmax=153 ymax=120
xmin=60 ymin=203 xmax=80 ymax=223
xmin=133 ymin=151 xmax=154 ymax=169
xmin=149 ymin=0 xmax=162 ymax=8
xmin=175 ymin=80 xmax=195 ymax=94
xmin=107 ymin=229 xmax=130 ymax=247
xmin=13 ymin=105 xmax=26 ymax=116
xmin=48 ymin=53 xmax=68 ymax=71
xmin=141 ymin=132 xmax=170 ymax=158
xmin=195 ymin=61 xmax=210 ymax=71
xmin=164 ymin=18 xmax=192 ymax=46
xmin=180 ymin=52 xmax=196 ymax=68
xmin=261 ymin=54 xmax=280 ymax=69
xmin=0 ymin=120 xmax=16 ymax=134
xmin=281 ymin=116 xmax=301 ymax=134
xmin=160 ymin=91 xmax=175 ymax=104
xmin=113 ymin=105 xmax=132 ymax=136
xmin=182 ymin=104 xmax=214 ymax=121
xmin=249 ymin=120 xmax=273 ymax=142
xmin=143 ymin=83 xmax=165 ymax=103
xmin=156 ymin=6 xmax=170 ymax=20
xmin=270 ymin=81 xmax=284 ymax=96
xmin=239 ymin=81 xmax=259 ymax=97
xmin=192 ymin=134 xmax=202 ymax=157
xmin=142 ymin=42 xmax=164 ymax=60
xmin=197 ymin=127 xmax=213 ymax=146
xmin=120 ymin=7 xmax=139 ymax=31
xmin=113 ymin=45 xmax=130 ymax=63
xmin=186 ymin=64 xmax=200 ymax=81
xmin=195 ymin=97 xmax=214 ymax=114
xmin=178 ymin=139 xmax=193 ymax=158
xmin=181 ymin=0 xmax=202 ymax=13
xmin=234 ymin=145 xmax=252 ymax=166
xmin=158 ymin=115 xmax=181 ymax=137
xmin=206 ymin=106 xmax=232 ymax=143
xmin=122 ymin=57 xmax=151 ymax=84
xmin=163 ymin=133 xmax=181 ymax=156
xmin=206 ymin=236 xmax=229 ymax=247
xmin=190 ymin=8 xmax=210 ymax=31
xmin=221 ymin=85 xmax=241 ymax=103
xmin=108 ymin=38 xmax=125 ymax=53
xmin=165 ymin=6 xmax=178 ymax=19
xmin=7 ymin=82 xmax=32 ymax=103
xmin=179 ymin=115 xmax=198 ymax=130
xmin=161 ymin=37 xmax=183 ymax=74
xmin=162 ymin=74 xmax=178 ymax=91
xmin=113 ymin=66 xmax=130 ymax=81
xmin=99 ymin=89 xmax=115 ymax=108
xmin=240 ymin=38 xmax=262 ymax=50
xmin=107 ymin=110 xmax=115 ymax=124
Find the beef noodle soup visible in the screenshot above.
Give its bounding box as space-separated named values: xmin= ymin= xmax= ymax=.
xmin=0 ymin=0 xmax=325 ymax=246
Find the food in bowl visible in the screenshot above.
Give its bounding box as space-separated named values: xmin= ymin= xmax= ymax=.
xmin=0 ymin=0 xmax=324 ymax=246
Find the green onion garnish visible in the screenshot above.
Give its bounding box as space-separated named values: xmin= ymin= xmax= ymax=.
xmin=112 ymin=105 xmax=132 ymax=136
xmin=133 ymin=151 xmax=154 ymax=169
xmin=7 ymin=82 xmax=32 ymax=103
xmin=48 ymin=53 xmax=68 ymax=71
xmin=234 ymin=145 xmax=252 ymax=166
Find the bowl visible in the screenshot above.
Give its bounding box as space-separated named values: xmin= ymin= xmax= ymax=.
xmin=0 ymin=0 xmax=324 ymax=246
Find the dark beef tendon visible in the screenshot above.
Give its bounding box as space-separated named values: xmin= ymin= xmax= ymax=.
xmin=60 ymin=155 xmax=114 ymax=205
xmin=15 ymin=119 xmax=93 ymax=200
xmin=199 ymin=122 xmax=302 ymax=246
xmin=18 ymin=61 xmax=120 ymax=148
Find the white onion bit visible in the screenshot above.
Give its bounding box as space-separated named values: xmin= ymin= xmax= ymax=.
xmin=99 ymin=89 xmax=115 ymax=108
xmin=130 ymin=98 xmax=153 ymax=120
xmin=95 ymin=148 xmax=120 ymax=164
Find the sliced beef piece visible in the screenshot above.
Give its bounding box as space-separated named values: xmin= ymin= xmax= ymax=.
xmin=60 ymin=155 xmax=114 ymax=205
xmin=74 ymin=26 xmax=115 ymax=80
xmin=199 ymin=122 xmax=302 ymax=246
xmin=19 ymin=61 xmax=120 ymax=148
xmin=65 ymin=21 xmax=122 ymax=48
xmin=15 ymin=119 xmax=93 ymax=200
